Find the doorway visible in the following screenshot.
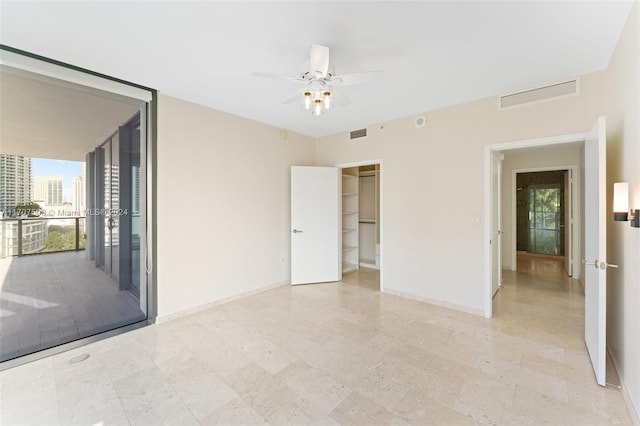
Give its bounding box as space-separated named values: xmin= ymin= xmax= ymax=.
xmin=485 ymin=117 xmax=610 ymax=386
xmin=484 ymin=135 xmax=585 ymax=318
xmin=338 ymin=160 xmax=383 ymax=292
xmin=512 ymin=166 xmax=578 ymax=278
xmin=0 ymin=47 xmax=154 ymax=368
xmin=516 ymin=170 xmax=568 ymax=262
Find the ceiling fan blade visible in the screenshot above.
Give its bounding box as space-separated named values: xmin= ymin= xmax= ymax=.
xmin=252 ymin=71 xmax=305 ymax=83
xmin=309 ymin=44 xmax=330 ymax=77
xmin=282 ymin=89 xmax=305 ymax=105
xmin=330 ymin=88 xmax=351 ymax=107
xmin=331 ymin=70 xmax=384 ymax=86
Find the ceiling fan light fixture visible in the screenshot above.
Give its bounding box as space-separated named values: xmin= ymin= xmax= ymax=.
xmin=303 ymin=92 xmax=312 ymax=110
xmin=313 ymin=98 xmax=324 ymax=116
xmin=323 ymin=91 xmax=332 ymax=109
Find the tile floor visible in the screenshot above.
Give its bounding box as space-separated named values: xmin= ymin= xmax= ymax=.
xmin=0 ymin=257 xmax=633 ymax=425
xmin=0 ymin=252 xmax=145 ymax=361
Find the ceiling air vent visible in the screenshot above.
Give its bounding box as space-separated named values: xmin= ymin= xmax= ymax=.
xmin=349 ymin=128 xmax=367 ymax=140
xmin=500 ymin=79 xmax=579 ymax=109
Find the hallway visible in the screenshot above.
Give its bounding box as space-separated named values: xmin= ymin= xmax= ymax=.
xmin=493 ymin=254 xmax=585 ymax=350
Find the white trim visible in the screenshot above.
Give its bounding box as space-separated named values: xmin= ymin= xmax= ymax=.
xmin=359 ymin=262 xmax=379 ymax=270
xmin=336 ymin=159 xmax=383 ymax=292
xmin=336 ymin=159 xmax=382 ymax=168
xmin=0 ymin=49 xmax=152 ymax=102
xmin=484 ymin=132 xmax=586 ymax=318
xmin=156 ymin=280 xmax=290 ymax=324
xmin=608 ymin=346 xmax=640 ymax=425
xmin=384 ymin=288 xmax=484 ymax=317
xmin=510 ymin=165 xmax=580 ymax=280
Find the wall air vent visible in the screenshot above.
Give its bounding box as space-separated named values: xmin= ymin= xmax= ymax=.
xmin=499 ymin=78 xmax=579 ymax=109
xmin=349 ymin=128 xmax=367 ymax=140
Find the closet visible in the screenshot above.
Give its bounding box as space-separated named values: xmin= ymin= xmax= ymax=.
xmin=358 ymin=165 xmax=380 ymax=268
xmin=341 ymin=165 xmax=380 ymax=273
xmin=341 ymin=167 xmax=359 ymax=272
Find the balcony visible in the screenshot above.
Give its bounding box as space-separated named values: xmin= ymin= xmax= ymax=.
xmin=1 ymin=216 xmax=85 ymax=257
xmin=0 ymin=246 xmax=145 ymax=362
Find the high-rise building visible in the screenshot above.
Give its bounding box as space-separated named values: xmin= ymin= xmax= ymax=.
xmin=33 ymin=175 xmax=64 ymax=206
xmin=0 ymin=154 xmax=32 ymax=215
xmin=72 ymin=164 xmax=86 ymax=215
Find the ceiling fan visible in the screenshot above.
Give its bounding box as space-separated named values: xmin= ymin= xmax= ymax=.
xmin=253 ymin=44 xmax=383 ymax=115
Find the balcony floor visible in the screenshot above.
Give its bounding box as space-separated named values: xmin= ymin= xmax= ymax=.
xmin=0 ymin=251 xmax=145 ymax=362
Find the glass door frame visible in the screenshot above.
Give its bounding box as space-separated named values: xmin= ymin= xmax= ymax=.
xmin=0 ymin=45 xmax=157 ymax=371
xmin=527 ymin=183 xmax=564 ymax=255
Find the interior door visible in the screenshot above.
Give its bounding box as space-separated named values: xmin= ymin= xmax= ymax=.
xmin=584 ymin=116 xmax=607 ymax=386
xmin=565 ymin=170 xmax=573 ymax=276
xmin=491 ymin=152 xmax=502 ymax=296
xmin=291 ymin=166 xmax=341 ymax=285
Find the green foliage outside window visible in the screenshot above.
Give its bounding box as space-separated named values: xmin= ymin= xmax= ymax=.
xmin=529 ymin=185 xmax=561 ymax=255
xmin=43 ymin=225 xmax=86 ymax=252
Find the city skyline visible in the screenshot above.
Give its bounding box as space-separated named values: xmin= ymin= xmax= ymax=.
xmin=31 ymin=157 xmax=84 ymax=204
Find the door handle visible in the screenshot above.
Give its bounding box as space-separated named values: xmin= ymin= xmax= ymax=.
xmin=582 ymin=260 xmax=619 ymax=269
xmin=292 ymin=229 xmax=303 ymax=233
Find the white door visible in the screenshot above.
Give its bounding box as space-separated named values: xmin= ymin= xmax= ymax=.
xmin=583 ymin=116 xmax=607 ymax=386
xmin=491 ymin=152 xmax=502 ymax=296
xmin=564 ymin=170 xmax=572 ymax=276
xmin=291 ymin=166 xmax=341 ymax=285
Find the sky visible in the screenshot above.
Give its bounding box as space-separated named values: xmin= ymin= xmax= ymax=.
xmin=31 ymin=157 xmax=84 ymax=203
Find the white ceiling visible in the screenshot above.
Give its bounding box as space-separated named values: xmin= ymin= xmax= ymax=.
xmin=0 ymin=66 xmax=142 ymax=160
xmin=0 ymin=1 xmax=634 ymax=139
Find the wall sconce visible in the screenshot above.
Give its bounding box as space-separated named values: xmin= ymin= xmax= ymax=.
xmin=613 ymin=182 xmax=629 ymax=221
xmin=614 ymin=182 xmax=639 ymax=228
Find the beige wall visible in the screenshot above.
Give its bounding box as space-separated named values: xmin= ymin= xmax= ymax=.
xmin=605 ymin=1 xmax=640 ymax=420
xmin=316 ymin=72 xmax=604 ymax=313
xmin=501 ymin=145 xmax=582 ymax=271
xmin=156 ymin=94 xmax=315 ymax=319
xmin=153 ymin=10 xmax=638 ymax=416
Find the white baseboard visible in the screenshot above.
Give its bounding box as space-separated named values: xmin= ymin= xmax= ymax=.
xmin=359 ymin=262 xmax=379 ymax=270
xmin=608 ymin=346 xmax=640 ymax=426
xmin=383 ymin=287 xmax=484 ymax=317
xmin=156 ymin=280 xmax=290 ymax=324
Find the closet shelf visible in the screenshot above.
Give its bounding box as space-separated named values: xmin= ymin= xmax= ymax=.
xmin=342 ymin=166 xmax=360 ymax=274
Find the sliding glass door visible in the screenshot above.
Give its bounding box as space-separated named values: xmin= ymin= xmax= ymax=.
xmin=89 ymin=111 xmax=145 ymax=301
xmin=0 ymin=47 xmax=154 ymax=366
xmin=528 ymin=184 xmax=564 ymax=255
